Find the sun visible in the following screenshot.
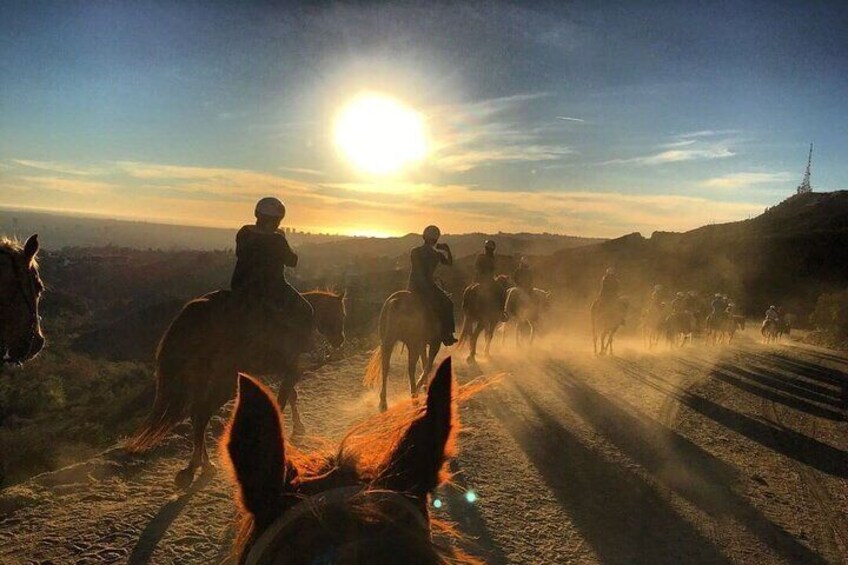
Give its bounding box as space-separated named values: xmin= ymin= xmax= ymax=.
xmin=334 ymin=93 xmax=427 ymax=175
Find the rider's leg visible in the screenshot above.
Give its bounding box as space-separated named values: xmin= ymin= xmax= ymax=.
xmin=435 ymin=286 xmax=457 ymax=345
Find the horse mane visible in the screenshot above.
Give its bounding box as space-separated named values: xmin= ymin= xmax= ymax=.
xmin=0 ymin=236 xmax=22 ymax=254
xmin=0 ymin=236 xmax=38 ymax=269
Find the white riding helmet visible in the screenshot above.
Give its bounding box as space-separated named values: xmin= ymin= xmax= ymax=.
xmin=255 ymin=197 xmax=286 ymax=219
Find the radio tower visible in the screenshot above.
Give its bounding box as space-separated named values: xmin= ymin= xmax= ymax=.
xmin=796 ymin=143 xmax=813 ymax=194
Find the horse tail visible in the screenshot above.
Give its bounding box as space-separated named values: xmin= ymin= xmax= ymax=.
xmin=364 ymin=298 xmax=394 ymax=387
xmin=125 ymin=332 xmax=191 ymax=452
xmin=363 ymin=346 xmax=384 ymax=388
xmin=126 ymin=297 xmax=215 ymax=452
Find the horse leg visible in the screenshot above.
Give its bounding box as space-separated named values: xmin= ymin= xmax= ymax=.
xmin=379 ymin=341 xmax=392 ymax=413
xmin=408 ymin=344 xmax=421 ymax=399
xmin=484 ymin=323 xmax=494 ymax=356
xmin=175 ymin=409 xmax=212 ymax=489
xmin=416 ymin=342 xmax=440 ymax=392
xmin=278 ymin=378 xmax=305 ymax=436
xmin=468 ymin=323 xmax=483 ymax=364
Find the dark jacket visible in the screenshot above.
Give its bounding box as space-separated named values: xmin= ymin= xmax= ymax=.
xmin=514 ymin=265 xmax=534 ymax=290
xmin=474 ymin=252 xmax=496 ymax=283
xmin=231 ymin=226 xmax=298 ymax=294
xmin=407 ymin=244 xmax=449 ymax=292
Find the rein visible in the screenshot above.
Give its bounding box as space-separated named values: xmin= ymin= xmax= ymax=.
xmin=245 ymin=486 xmax=428 ymax=565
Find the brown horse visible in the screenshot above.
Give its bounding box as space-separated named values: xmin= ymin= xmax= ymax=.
xmin=458 ymin=275 xmax=510 ymax=363
xmin=1 ymin=235 xmax=45 ymax=365
xmin=222 ymin=357 xmax=474 ymax=564
xmin=128 ymin=289 xmax=346 ymax=488
xmin=364 ymin=291 xmax=443 ymax=412
xmin=503 ymin=286 xmax=551 ymax=347
xmin=591 ymin=296 xmax=627 ymax=356
xmin=665 ymin=310 xmax=696 ymax=348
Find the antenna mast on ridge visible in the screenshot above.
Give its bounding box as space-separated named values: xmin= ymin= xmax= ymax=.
xmin=796 ymin=143 xmax=813 ymax=194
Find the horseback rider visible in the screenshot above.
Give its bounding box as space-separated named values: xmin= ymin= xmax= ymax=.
xmin=598 ymin=267 xmax=620 ymax=304
xmin=711 ymin=293 xmax=727 ymax=320
xmin=231 ymin=197 xmax=314 ymax=335
xmin=408 ymin=225 xmax=457 ymax=346
xmin=514 ymin=256 xmax=534 ymax=292
xmin=764 ymin=305 xmax=780 ymax=324
xmin=671 ymin=291 xmax=686 ymax=314
xmin=474 ymin=240 xmax=497 ymax=284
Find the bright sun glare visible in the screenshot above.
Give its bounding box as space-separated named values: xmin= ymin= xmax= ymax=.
xmin=334 ymin=94 xmax=427 ymax=175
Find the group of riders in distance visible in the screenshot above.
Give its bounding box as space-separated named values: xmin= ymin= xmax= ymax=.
xmin=640 ymin=283 xmax=792 ymax=350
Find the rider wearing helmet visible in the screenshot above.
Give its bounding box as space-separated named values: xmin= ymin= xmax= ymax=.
xmin=408 ymin=225 xmax=457 ymax=346
xmin=711 ymin=293 xmax=727 ymax=318
xmin=474 ymin=240 xmax=497 ymax=284
xmin=598 ymin=266 xmax=620 ymax=304
xmin=764 ymin=305 xmax=779 ymax=322
xmin=514 ymin=256 xmax=534 ymax=292
xmin=671 ymin=291 xmax=686 ymax=314
xmin=231 ymin=197 xmax=314 ymax=332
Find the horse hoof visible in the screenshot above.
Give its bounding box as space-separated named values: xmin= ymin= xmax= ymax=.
xmin=175 ymin=468 xmax=195 ymax=490
xmin=466 ymin=355 xmax=475 ymax=365
xmin=292 ymin=424 xmax=306 ymax=437
xmin=379 ymin=399 xmax=388 ymax=413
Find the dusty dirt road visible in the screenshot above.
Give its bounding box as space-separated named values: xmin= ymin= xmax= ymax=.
xmin=1 ymin=329 xmax=846 ymax=564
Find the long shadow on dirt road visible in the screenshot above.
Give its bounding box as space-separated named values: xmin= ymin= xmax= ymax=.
xmin=128 ymin=468 xmax=215 ymax=564
xmin=542 ymin=360 xmax=829 ymax=565
xmin=666 ymin=362 xmax=848 ymax=478
xmin=485 ymin=385 xmax=731 ymax=564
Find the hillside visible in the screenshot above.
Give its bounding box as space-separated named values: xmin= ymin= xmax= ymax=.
xmin=532 ymin=191 xmax=848 ymax=319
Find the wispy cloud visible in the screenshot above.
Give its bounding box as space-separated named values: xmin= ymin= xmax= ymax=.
xmin=701 ymin=171 xmax=792 ymax=189
xmin=12 ymin=159 xmax=112 ymax=176
xmin=18 ymin=176 xmax=116 ymax=195
xmin=556 ymin=116 xmax=585 ymax=123
xmin=603 ymin=131 xmax=737 ymax=166
xmin=428 ymin=93 xmax=574 ymax=172
xmin=1 ymin=157 xmax=765 ymax=238
xmin=278 ymin=166 xmax=325 ymax=177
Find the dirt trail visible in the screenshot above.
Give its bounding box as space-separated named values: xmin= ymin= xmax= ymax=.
xmin=1 ymin=331 xmax=846 ymax=564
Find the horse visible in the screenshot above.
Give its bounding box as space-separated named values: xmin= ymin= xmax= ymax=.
xmin=762 ymin=318 xmax=790 ymax=344
xmin=222 ymin=357 xmax=475 ymax=564
xmin=591 ymin=296 xmax=627 ymax=356
xmin=707 ymin=313 xmax=746 ymax=345
xmin=641 ymin=303 xmax=667 ymax=350
xmin=665 ymin=311 xmax=697 ymax=348
xmin=1 ymin=235 xmax=45 ymax=365
xmin=503 ymin=287 xmax=551 ymax=347
xmin=127 ymin=289 xmax=346 ymax=488
xmin=457 ymin=275 xmax=510 ymax=363
xmin=364 ymin=291 xmax=444 ymax=412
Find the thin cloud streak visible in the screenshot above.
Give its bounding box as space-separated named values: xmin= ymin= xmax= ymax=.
xmin=701 ymin=171 xmax=792 ymax=189
xmin=1 ymin=158 xmax=766 ymax=238
xmin=429 ymin=92 xmax=573 ymax=172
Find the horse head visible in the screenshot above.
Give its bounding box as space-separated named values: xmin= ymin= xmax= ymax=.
xmin=223 ymin=357 xmax=462 ymax=563
xmin=308 ymin=291 xmax=346 ymax=349
xmin=1 ymin=234 xmax=45 ymax=365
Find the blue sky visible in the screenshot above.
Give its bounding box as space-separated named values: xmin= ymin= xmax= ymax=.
xmin=1 ymin=1 xmax=846 ymax=237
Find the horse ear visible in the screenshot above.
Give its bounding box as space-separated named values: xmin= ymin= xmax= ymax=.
xmin=223 ymin=374 xmax=293 ymax=526
xmin=23 ymin=234 xmax=39 ymax=264
xmin=380 ymin=357 xmax=456 ymax=498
